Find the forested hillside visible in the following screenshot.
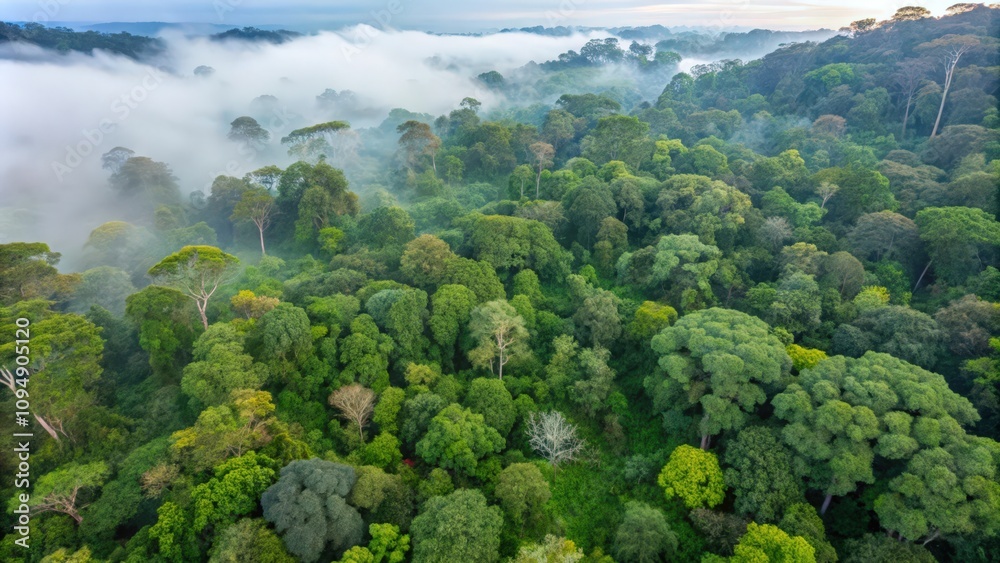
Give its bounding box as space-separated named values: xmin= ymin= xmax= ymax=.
xmin=2 ymin=5 xmax=1000 ymax=563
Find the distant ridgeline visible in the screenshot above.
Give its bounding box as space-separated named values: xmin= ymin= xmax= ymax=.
xmin=0 ymin=22 xmax=164 ymax=59
xmin=0 ymin=24 xmax=300 ymax=59
xmin=209 ymin=27 xmax=302 ymax=44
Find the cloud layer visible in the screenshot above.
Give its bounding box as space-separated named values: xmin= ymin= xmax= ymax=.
xmin=0 ymin=28 xmax=598 ymax=267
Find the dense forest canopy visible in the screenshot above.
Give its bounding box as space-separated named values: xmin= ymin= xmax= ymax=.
xmin=1 ymin=4 xmax=1000 ymax=563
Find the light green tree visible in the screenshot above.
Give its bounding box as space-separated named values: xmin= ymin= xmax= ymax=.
xmin=647 ymin=308 xmax=791 ymax=449
xmin=658 ymin=444 xmax=725 ymax=509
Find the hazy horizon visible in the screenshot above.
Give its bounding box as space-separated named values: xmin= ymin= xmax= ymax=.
xmin=0 ymin=1 xmax=967 ymax=33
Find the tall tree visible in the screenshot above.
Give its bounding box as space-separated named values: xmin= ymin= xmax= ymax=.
xmin=148 ymin=246 xmax=240 ymax=329
xmin=529 ymin=142 xmax=555 ymax=198
xmin=228 ymin=116 xmax=271 ymax=146
xmin=647 ymin=308 xmax=791 ymax=449
xmin=916 ymin=35 xmax=981 ymax=138
xmin=773 ymin=352 xmax=979 ymax=515
xmin=468 ymin=300 xmax=530 ymax=379
xmin=231 ymin=187 xmax=276 ymax=255
xmin=397 ymin=120 xmax=441 ymax=173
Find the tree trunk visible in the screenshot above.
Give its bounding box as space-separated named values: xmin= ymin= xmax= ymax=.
xmin=536 ymin=168 xmax=542 ymax=198
xmin=431 ymin=153 xmax=437 ymax=174
xmin=700 ymin=433 xmax=710 ymax=450
xmin=258 ymin=226 xmax=266 ymax=256
xmin=197 ymin=300 xmax=209 ymax=330
xmin=34 ymin=413 xmax=61 ymax=442
xmin=931 ymin=58 xmax=960 ymax=138
xmin=820 ymin=493 xmax=834 ymax=515
xmin=921 ymin=528 xmax=941 ymax=546
xmin=901 ymin=93 xmax=913 ymax=139
xmin=913 ymin=260 xmax=932 ymax=293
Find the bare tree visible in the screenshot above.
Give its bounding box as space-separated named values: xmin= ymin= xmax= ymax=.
xmin=917 ymin=35 xmax=980 ymax=138
xmin=329 ymin=384 xmax=377 ymax=442
xmin=529 ymin=142 xmax=555 ymax=198
xmin=526 ymin=411 xmax=586 ymax=472
xmin=892 ymin=62 xmax=928 ymax=140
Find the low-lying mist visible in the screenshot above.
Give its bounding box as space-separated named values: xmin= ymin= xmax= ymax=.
xmin=1 ymin=27 xmax=608 ymax=268
xmin=0 ymin=25 xmax=818 ymax=270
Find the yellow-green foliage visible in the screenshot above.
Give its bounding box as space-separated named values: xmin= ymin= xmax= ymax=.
xmin=731 ymin=522 xmax=816 ymax=563
xmin=786 ymin=344 xmax=828 ymax=372
xmin=628 ymin=301 xmax=679 ymax=340
xmin=657 ymin=445 xmax=725 ymax=509
xmin=853 ymin=286 xmax=890 ymax=313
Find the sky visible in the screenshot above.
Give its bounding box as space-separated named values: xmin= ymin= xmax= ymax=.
xmin=1 ymin=0 xmax=968 ymax=32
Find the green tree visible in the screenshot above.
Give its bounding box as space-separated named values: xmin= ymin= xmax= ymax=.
xmin=191 ymin=452 xmax=278 ymax=533
xmin=441 ymin=258 xmax=506 ymax=303
xmin=125 ymin=285 xmax=198 ymax=378
xmin=777 ymin=503 xmax=837 ymax=563
xmin=495 ymin=463 xmax=551 ymax=537
xmin=397 ymin=120 xmax=441 ymax=173
xmin=181 ymin=323 xmax=268 ymax=406
xmin=581 ymin=114 xmax=651 ymax=169
xmin=339 ymin=314 xmax=394 ymax=392
xmin=148 ymin=245 xmax=240 ymax=329
xmin=461 ymin=214 xmax=571 ymax=281
xmin=171 ymin=390 xmax=305 ymax=472
xmin=773 ymin=352 xmax=979 ymax=515
xmin=0 ymin=242 xmax=75 ymax=305
xmin=229 ymin=116 xmax=270 ymax=145
xmin=0 ymin=303 xmax=103 ymax=442
xmin=731 ymin=522 xmax=815 ymax=563
xmin=416 ymin=403 xmax=504 ymax=477
xmin=252 ymin=303 xmax=313 ymax=378
xmin=915 ymin=206 xmax=1000 ymax=285
xmin=626 ymin=234 xmax=722 ymax=310
xmin=429 ymin=284 xmax=477 ymax=369
xmin=832 ymin=306 xmax=944 ymax=369
xmin=338 ymin=523 xmax=410 ymax=563
xmin=627 ymin=301 xmax=677 ymax=341
xmin=658 ymin=444 xmax=725 ymax=509
xmin=656 ymin=174 xmax=751 ymax=248
xmin=16 ymin=461 xmax=109 ymax=524
xmin=67 ymin=266 xmax=135 ymax=317
xmin=839 ymin=534 xmax=935 ymax=563
xmin=724 ymin=427 xmax=805 ymax=522
xmin=209 ymin=518 xmax=295 ymax=563
xmin=465 ymin=377 xmax=516 ymax=437
xmin=873 ymin=433 xmax=1000 ymax=543
xmin=410 ymin=489 xmax=503 ymax=563
xmin=647 ymin=308 xmax=791 ymax=449
xmin=261 ymin=459 xmax=364 ymax=563
xmin=400 ymin=235 xmax=456 ymax=289
xmin=612 ymin=501 xmax=678 ymax=563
